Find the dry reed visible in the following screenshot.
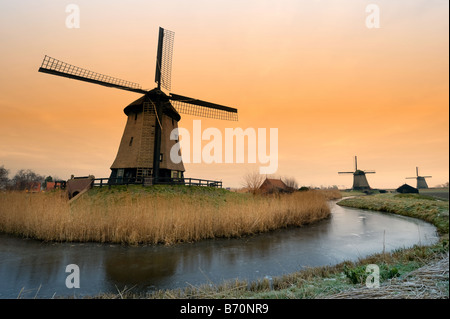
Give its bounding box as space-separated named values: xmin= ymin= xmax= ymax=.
xmin=0 ymin=188 xmax=332 ymax=245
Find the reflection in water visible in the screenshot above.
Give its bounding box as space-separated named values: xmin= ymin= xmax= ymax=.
xmin=104 ymin=246 xmax=180 ymax=291
xmin=0 ymin=201 xmax=438 ymax=298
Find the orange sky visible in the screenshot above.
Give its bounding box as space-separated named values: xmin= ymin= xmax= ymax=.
xmin=0 ymin=0 xmax=448 ymax=188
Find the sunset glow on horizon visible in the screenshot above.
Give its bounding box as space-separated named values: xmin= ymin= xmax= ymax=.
xmin=0 ymin=0 xmax=448 ymax=189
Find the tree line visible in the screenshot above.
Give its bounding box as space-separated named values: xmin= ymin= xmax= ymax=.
xmin=0 ymin=165 xmax=57 ymax=191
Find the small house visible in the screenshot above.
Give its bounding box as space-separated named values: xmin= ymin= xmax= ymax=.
xmin=396 ymin=184 xmax=419 ymax=194
xmin=259 ymin=178 xmax=293 ymax=194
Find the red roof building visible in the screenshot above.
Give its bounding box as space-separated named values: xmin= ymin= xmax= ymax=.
xmin=259 ymin=178 xmax=293 ymax=194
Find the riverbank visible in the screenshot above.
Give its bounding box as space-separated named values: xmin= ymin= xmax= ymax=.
xmin=0 ymin=186 xmax=339 ymax=245
xmin=338 ymin=193 xmax=449 ymax=236
xmin=97 ymin=193 xmax=447 ymax=299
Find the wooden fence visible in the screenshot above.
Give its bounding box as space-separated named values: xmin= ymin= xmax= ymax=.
xmin=92 ymin=177 xmax=222 ymax=188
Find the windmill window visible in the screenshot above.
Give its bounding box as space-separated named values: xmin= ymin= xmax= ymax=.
xmin=171 ymin=171 xmax=182 ymax=179
xmin=135 ymin=113 xmax=138 ymax=122
xmin=129 ymin=137 xmax=134 ymax=146
xmin=159 ymin=153 xmax=163 ymax=162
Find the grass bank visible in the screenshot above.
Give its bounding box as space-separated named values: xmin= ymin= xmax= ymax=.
xmin=103 ymin=193 xmax=446 ymax=299
xmin=0 ymin=186 xmax=339 ymax=245
xmin=338 ymin=193 xmax=449 ymax=236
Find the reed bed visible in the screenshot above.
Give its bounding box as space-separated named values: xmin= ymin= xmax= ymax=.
xmin=0 ymin=187 xmax=333 ymax=245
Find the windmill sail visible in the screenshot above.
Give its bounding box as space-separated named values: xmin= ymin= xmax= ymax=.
xmin=155 ymin=27 xmax=175 ymax=91
xmin=38 ymin=55 xmax=146 ymax=94
xmin=169 ymin=93 xmax=238 ymax=121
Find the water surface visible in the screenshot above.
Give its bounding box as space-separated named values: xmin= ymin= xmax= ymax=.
xmin=0 ymin=201 xmax=438 ymax=298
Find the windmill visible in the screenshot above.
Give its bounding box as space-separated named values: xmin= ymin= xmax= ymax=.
xmin=406 ymin=167 xmax=432 ymax=189
xmin=38 ymin=27 xmax=238 ymax=185
xmin=338 ymin=156 xmax=375 ymax=190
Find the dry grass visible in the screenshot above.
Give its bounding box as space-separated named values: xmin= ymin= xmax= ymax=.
xmin=315 ymin=188 xmax=342 ymax=201
xmin=0 ymin=187 xmax=333 ymax=245
xmin=322 ymin=253 xmax=449 ymax=299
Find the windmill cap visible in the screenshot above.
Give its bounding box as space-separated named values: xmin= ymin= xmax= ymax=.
xmin=124 ymin=89 xmax=181 ymax=121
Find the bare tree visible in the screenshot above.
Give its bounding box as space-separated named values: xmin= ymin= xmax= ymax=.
xmin=282 ymin=176 xmax=298 ymax=190
xmin=242 ymin=171 xmax=264 ymax=194
xmin=12 ymin=169 xmax=45 ymax=191
xmin=0 ymin=165 xmax=9 ymax=190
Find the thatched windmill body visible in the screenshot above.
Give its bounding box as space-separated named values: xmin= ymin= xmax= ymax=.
xmin=338 ymin=156 xmax=375 ymax=190
xmin=406 ymin=167 xmax=431 ymax=189
xmin=38 ymin=27 xmax=238 ymax=184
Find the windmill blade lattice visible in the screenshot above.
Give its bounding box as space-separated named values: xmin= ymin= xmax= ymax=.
xmin=39 ymin=55 xmax=145 ymax=94
xmin=155 ymin=28 xmax=175 ymax=91
xmin=169 ymin=94 xmax=238 ymax=121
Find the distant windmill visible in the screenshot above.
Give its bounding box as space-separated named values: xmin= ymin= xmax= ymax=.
xmin=338 ymin=156 xmax=375 ymax=190
xmin=38 ymin=27 xmax=238 ymax=184
xmin=406 ymin=167 xmax=432 ymax=189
